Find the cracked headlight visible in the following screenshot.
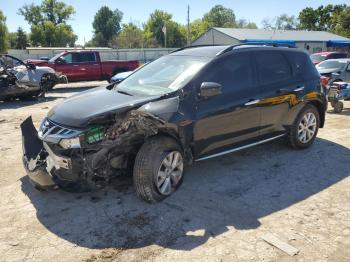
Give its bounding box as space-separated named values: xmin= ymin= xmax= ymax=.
xmin=59 ymin=137 xmax=81 ymax=149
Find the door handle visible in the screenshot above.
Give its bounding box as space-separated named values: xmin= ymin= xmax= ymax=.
xmin=294 ymin=86 xmax=305 ymax=92
xmin=245 ymin=99 xmax=260 ymax=106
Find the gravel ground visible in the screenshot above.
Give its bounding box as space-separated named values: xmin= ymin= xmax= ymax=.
xmin=0 ymin=82 xmax=349 ymax=262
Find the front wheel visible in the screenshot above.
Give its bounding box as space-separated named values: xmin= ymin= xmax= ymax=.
xmin=288 ymin=104 xmax=320 ymax=149
xmin=133 ymin=136 xmax=184 ymax=203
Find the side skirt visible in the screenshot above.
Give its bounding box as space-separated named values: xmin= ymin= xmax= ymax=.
xmin=195 ymin=134 xmax=286 ymax=162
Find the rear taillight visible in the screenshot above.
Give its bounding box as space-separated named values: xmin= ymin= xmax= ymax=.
xmin=320 ymin=76 xmax=329 ymax=87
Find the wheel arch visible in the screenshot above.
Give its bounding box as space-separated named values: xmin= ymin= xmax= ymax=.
xmin=145 ymin=129 xmax=194 ymax=164
xmin=307 ymin=100 xmax=325 ymax=128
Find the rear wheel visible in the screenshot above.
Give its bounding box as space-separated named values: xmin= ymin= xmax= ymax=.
xmin=288 ymin=104 xmax=320 ymax=149
xmin=333 ymin=101 xmax=344 ymax=113
xmin=133 ymin=136 xmax=184 ymax=203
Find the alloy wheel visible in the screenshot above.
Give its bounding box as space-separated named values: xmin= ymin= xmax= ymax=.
xmin=298 ymin=112 xmax=317 ymax=143
xmin=156 ymin=151 xmax=184 ymax=195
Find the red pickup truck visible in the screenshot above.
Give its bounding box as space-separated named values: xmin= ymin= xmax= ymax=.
xmin=27 ymin=51 xmax=139 ymax=82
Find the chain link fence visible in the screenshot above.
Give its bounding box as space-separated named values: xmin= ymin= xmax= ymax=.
xmin=8 ymin=48 xmax=177 ymax=63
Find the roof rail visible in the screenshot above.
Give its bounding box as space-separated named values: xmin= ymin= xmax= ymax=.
xmin=170 ymin=44 xmax=225 ymax=54
xmin=216 ymin=42 xmax=296 ymax=56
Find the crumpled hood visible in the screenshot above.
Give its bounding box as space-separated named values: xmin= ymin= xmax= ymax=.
xmin=47 ymin=86 xmax=160 ymax=128
xmin=317 ymin=67 xmax=341 ymax=74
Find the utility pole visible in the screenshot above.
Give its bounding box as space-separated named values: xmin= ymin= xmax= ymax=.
xmin=187 ymin=5 xmax=191 ymax=46
xmin=162 ymin=24 xmax=167 ymax=48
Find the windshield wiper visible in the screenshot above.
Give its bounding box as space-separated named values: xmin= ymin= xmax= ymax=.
xmin=117 ymin=90 xmax=133 ymax=96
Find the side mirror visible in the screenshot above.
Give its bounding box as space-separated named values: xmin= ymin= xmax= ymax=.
xmin=55 ymin=58 xmax=65 ymax=65
xmin=27 ymin=63 xmax=36 ymax=70
xmin=199 ymin=82 xmax=222 ymax=98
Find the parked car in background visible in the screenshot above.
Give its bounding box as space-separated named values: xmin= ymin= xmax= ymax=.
xmin=26 ymin=51 xmax=139 ymax=82
xmin=110 ymin=62 xmax=148 ymax=83
xmin=310 ymin=52 xmax=349 ymax=65
xmin=316 ymin=59 xmax=350 ymax=86
xmin=110 ymin=71 xmax=133 ymax=84
xmin=0 ymin=54 xmax=66 ymax=101
xmin=21 ymin=44 xmax=327 ymax=202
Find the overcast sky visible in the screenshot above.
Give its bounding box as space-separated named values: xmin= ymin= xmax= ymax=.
xmin=1 ymin=0 xmax=347 ymax=45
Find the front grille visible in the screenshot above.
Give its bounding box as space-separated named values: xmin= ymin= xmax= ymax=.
xmin=38 ymin=118 xmax=82 ymax=143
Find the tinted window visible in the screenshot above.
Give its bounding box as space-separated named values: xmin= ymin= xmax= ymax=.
xmin=255 ymin=52 xmax=292 ymax=85
xmin=332 ymin=53 xmax=347 ymax=59
xmin=285 ymin=51 xmax=319 ymax=79
xmin=201 ymin=54 xmax=254 ymax=95
xmin=78 ymin=52 xmax=96 ymax=62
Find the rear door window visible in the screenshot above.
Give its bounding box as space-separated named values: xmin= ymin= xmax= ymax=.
xmin=285 ymin=51 xmax=320 ymax=80
xmin=77 ymin=52 xmax=96 ymax=63
xmin=255 ymin=51 xmax=292 ymax=86
xmin=201 ymin=53 xmax=255 ymax=97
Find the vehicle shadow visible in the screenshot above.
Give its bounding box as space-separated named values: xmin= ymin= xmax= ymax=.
xmin=21 ymin=137 xmax=349 ymax=251
xmin=327 ymin=108 xmax=350 ymax=116
xmin=0 ymin=96 xmax=65 ymax=109
xmin=51 ymin=86 xmax=95 ymax=93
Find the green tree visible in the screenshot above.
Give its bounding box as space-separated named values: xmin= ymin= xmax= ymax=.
xmin=190 ymin=19 xmax=209 ymax=40
xmin=333 ymin=7 xmax=350 ymax=38
xmin=202 ymin=5 xmax=236 ymax=28
xmin=7 ymin=32 xmax=17 ymax=49
xmin=91 ymin=6 xmax=123 ymax=47
xmin=262 ymin=15 xmax=298 ymax=30
xmin=275 ymin=14 xmax=298 ymax=30
xmin=298 ymin=4 xmax=346 ymax=31
xmin=15 ymin=27 xmax=28 ymax=49
xmin=0 ymin=10 xmax=7 ymax=52
xmin=144 ymin=10 xmax=171 ymax=47
xmin=18 ymin=0 xmax=77 ymax=47
xmin=144 ymin=10 xmax=186 ymax=48
xmin=236 ymin=19 xmax=258 ymax=29
xmin=298 ymin=7 xmax=318 ymax=30
xmin=113 ymin=23 xmax=144 ymax=48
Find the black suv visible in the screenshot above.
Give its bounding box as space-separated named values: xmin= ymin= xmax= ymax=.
xmin=21 ymin=44 xmax=327 ymax=202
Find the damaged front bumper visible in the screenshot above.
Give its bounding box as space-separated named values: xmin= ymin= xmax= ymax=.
xmin=21 ymin=117 xmax=73 ymax=189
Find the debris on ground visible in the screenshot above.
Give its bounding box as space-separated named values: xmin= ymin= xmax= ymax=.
xmin=262 ymin=233 xmax=299 ymax=256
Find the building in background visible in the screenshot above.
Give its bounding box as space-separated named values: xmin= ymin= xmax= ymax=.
xmin=191 ymin=28 xmax=350 ymax=53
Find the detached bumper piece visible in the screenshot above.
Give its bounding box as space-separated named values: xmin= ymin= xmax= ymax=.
xmin=20 ymin=116 xmax=56 ymax=189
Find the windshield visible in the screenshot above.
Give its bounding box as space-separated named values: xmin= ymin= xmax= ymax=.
xmin=117 ymin=55 xmax=210 ymax=96
xmin=316 ymin=60 xmax=348 ymax=70
xmin=310 ymin=54 xmax=326 ymax=64
xmin=49 ymin=52 xmax=64 ymax=63
xmin=0 ymin=55 xmax=24 ymax=68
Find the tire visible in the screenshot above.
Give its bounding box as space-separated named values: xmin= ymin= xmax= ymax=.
xmin=330 ymin=101 xmax=337 ymax=107
xmin=288 ymin=104 xmax=320 ymax=149
xmin=333 ymin=101 xmax=344 ymax=113
xmin=40 ymin=74 xmax=56 ymax=91
xmin=133 ymin=136 xmax=184 ymax=203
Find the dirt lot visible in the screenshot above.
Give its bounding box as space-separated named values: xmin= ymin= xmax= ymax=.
xmin=0 ymin=82 xmax=350 ymax=262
